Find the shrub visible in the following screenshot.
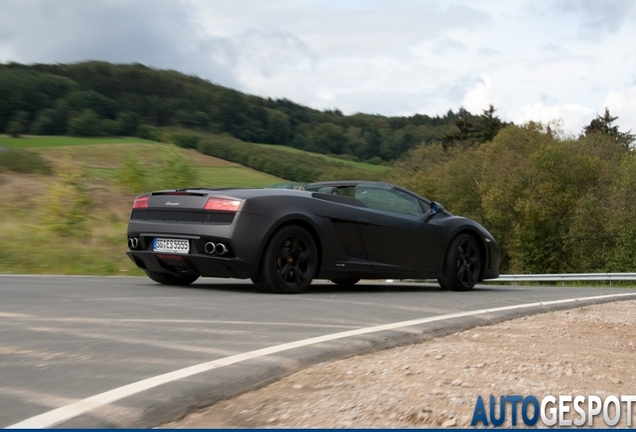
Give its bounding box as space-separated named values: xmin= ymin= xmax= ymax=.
xmin=135 ymin=124 xmax=161 ymax=141
xmin=154 ymin=144 xmax=199 ymax=190
xmin=117 ymin=150 xmax=149 ymax=194
xmin=68 ymin=109 xmax=104 ymax=136
xmin=43 ymin=157 xmax=93 ymax=237
xmin=171 ymin=132 xmax=199 ymax=149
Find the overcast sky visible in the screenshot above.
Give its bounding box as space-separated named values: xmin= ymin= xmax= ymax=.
xmin=1 ymin=0 xmax=635 ymax=135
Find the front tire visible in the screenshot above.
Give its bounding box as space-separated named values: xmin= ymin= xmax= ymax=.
xmin=259 ymin=225 xmax=318 ymax=294
xmin=145 ymin=270 xmax=199 ymax=286
xmin=438 ymin=233 xmax=481 ymax=291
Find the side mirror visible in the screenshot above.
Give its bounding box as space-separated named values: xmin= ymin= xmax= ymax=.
xmin=421 ymin=201 xmax=444 ymax=223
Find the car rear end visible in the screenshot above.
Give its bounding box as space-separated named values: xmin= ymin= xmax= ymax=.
xmin=126 ymin=189 xmax=263 ymax=281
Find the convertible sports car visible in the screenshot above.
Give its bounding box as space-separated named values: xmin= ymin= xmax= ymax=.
xmin=126 ymin=181 xmax=500 ymax=293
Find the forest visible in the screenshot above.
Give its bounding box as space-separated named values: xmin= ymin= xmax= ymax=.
xmin=0 ymin=61 xmax=466 ymax=162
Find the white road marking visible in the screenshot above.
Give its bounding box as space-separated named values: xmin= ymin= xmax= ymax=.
xmin=7 ymin=292 xmax=635 ymax=429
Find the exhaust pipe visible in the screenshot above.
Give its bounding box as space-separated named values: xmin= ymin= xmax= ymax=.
xmin=204 ymin=242 xmax=216 ymax=254
xmin=128 ymin=237 xmax=139 ymax=250
xmin=214 ymin=243 xmax=228 ymax=255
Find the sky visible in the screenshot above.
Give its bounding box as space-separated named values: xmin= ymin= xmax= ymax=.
xmin=1 ymin=0 xmax=635 ymax=135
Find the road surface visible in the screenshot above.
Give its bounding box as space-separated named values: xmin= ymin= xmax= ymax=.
xmin=1 ymin=275 xmax=634 ymax=428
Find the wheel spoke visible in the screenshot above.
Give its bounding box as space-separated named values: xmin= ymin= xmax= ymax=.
xmin=465 ymin=266 xmax=475 ymax=286
xmin=457 ymin=265 xmax=467 ymax=283
xmin=457 ymin=245 xmax=467 ymax=261
xmin=279 ymin=262 xmax=291 ymax=279
xmin=297 ymin=248 xmax=310 ymax=263
xmin=298 ymin=264 xmax=310 ymax=280
xmin=293 ymin=267 xmax=304 ymax=284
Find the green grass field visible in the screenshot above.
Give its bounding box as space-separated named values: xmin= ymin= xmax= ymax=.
xmin=88 ymin=166 xmax=281 ymax=189
xmin=0 ymin=135 xmax=155 ymax=148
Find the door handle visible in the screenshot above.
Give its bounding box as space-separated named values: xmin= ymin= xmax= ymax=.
xmin=358 ymin=218 xmax=372 ymax=224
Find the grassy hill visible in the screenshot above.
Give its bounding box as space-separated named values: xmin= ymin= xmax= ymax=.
xmin=0 ymin=135 xmax=283 ymax=276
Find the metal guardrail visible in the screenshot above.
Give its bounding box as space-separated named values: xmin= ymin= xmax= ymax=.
xmin=487 ymin=273 xmax=636 ymax=287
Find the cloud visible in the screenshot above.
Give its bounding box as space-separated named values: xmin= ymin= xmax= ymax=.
xmin=0 ymin=0 xmax=239 ymax=87
xmin=603 ymin=86 xmax=636 ymax=133
xmin=512 ymin=102 xmax=595 ymax=136
xmin=461 ymin=76 xmax=495 ymax=114
xmin=553 ymin=0 xmax=636 ymax=34
xmin=0 ymin=0 xmax=635 ymax=136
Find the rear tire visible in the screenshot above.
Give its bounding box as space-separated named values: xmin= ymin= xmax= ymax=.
xmin=251 ymin=277 xmax=275 ymax=293
xmin=145 ymin=270 xmax=199 ymax=286
xmin=437 ymin=233 xmax=481 ymax=291
xmin=259 ymin=225 xmax=318 ymax=294
xmin=330 ymin=279 xmax=360 ymax=286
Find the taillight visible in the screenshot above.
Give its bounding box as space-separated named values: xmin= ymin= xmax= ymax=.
xmin=203 ymin=197 xmax=241 ymax=212
xmin=133 ymin=195 xmax=149 ymax=209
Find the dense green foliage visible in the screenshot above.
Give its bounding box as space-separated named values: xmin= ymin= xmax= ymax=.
xmin=393 ymin=113 xmax=636 ymax=274
xmin=197 ymin=134 xmax=388 ymax=182
xmin=0 ymin=61 xmax=463 ymax=162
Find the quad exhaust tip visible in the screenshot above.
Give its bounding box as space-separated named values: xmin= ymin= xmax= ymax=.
xmin=128 ymin=237 xmax=139 ymax=250
xmin=215 ymin=243 xmax=228 ymax=255
xmin=205 ymin=241 xmax=229 ymax=255
xmin=204 ymin=242 xmax=216 ymax=254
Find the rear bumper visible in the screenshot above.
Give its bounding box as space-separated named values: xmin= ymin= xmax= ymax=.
xmin=126 ymin=251 xmax=256 ymax=279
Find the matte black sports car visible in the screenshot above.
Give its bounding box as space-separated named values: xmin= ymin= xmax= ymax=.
xmin=126 ymin=181 xmax=500 ymax=293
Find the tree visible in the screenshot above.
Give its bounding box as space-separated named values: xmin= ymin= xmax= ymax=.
xmin=583 ymin=108 xmax=635 ymax=149
xmin=6 ymin=111 xmax=29 ymax=137
xmin=309 ymin=122 xmax=348 ymax=155
xmin=443 ymin=105 xmax=505 ymax=149
xmin=68 ymin=109 xmax=103 ymax=136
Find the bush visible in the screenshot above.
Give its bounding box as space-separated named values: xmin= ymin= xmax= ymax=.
xmin=117 ymin=150 xmax=149 ymax=194
xmin=101 ymin=119 xmax=122 ymax=136
xmin=43 ymin=157 xmax=93 ymax=236
xmin=68 ymin=109 xmax=104 ymax=136
xmin=0 ymin=148 xmax=53 ymax=174
xmin=135 ymin=124 xmax=161 ymax=141
xmin=198 ymin=137 xmax=329 ymax=182
xmin=171 ymin=132 xmax=199 ymax=149
xmin=154 ymin=144 xmax=199 ymax=190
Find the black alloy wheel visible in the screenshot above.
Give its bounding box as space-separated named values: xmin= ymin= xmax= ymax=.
xmin=259 ymin=225 xmax=318 ymax=294
xmin=438 ymin=233 xmax=481 ymax=291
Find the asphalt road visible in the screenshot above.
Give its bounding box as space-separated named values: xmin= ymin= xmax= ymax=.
xmin=1 ymin=275 xmax=635 ymax=428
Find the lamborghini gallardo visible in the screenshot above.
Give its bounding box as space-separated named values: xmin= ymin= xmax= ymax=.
xmin=126 ymin=181 xmax=500 ymax=293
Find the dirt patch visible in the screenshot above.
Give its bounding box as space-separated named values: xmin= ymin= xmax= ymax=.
xmin=165 ymin=300 xmax=636 ymax=428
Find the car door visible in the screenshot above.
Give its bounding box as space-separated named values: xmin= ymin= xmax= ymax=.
xmin=354 ymin=184 xmax=442 ymax=273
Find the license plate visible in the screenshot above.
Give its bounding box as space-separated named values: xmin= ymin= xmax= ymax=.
xmin=153 ymin=238 xmax=190 ymax=254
